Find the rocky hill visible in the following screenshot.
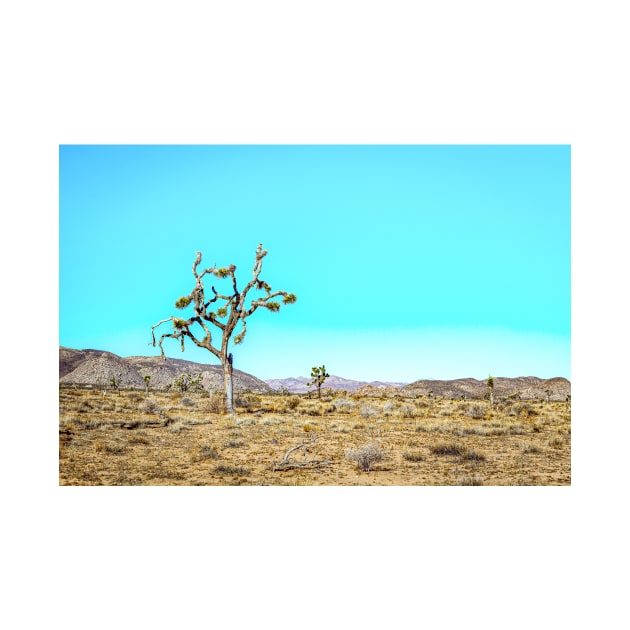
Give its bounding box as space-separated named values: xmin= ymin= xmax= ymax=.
xmin=398 ymin=376 xmax=570 ymax=401
xmin=270 ymin=374 xmax=570 ymax=401
xmin=265 ymin=375 xmax=408 ymax=393
xmin=59 ymin=347 xmax=273 ymax=393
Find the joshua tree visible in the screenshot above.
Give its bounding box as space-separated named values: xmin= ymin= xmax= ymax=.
xmin=143 ymin=374 xmax=151 ymax=397
xmin=109 ymin=375 xmax=121 ymax=394
xmin=487 ymin=374 xmax=495 ymax=406
xmin=308 ymin=365 xmax=330 ymax=399
xmin=150 ymin=244 xmax=296 ymax=414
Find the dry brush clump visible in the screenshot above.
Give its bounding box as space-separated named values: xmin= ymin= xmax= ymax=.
xmin=359 ymin=404 xmax=379 ymax=419
xmin=457 ymin=474 xmax=485 ymax=486
xmin=396 ymin=403 xmax=418 ymax=419
xmin=333 ymin=398 xmax=357 ymax=414
xmin=430 ymin=441 xmax=486 ymax=461
xmin=346 ymin=442 xmax=385 ymax=472
xmin=403 ymin=449 xmax=425 ymax=462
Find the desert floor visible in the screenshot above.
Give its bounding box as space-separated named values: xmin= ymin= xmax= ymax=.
xmin=59 ymin=387 xmax=570 ymax=486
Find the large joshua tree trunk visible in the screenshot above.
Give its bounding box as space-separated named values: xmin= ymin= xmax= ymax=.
xmin=224 ymin=353 xmax=234 ymax=414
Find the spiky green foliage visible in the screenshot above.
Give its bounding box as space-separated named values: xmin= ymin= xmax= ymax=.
xmin=175 ymin=296 xmax=192 ymax=309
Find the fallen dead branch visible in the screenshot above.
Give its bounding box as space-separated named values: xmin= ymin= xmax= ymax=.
xmin=273 ymin=436 xmax=331 ymax=471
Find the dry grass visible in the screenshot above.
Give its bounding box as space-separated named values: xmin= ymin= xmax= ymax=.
xmin=59 ymin=387 xmax=571 ymax=486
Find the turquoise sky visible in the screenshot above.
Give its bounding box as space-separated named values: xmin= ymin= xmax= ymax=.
xmin=59 ymin=145 xmax=570 ymax=382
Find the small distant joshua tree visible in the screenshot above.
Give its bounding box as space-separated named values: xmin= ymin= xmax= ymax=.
xmin=143 ymin=374 xmax=151 ymax=397
xmin=308 ymin=365 xmax=330 ymax=399
xmin=150 ymin=244 xmax=296 ymax=414
xmin=487 ymin=374 xmax=495 ymax=406
xmin=109 ymin=375 xmax=121 ymax=394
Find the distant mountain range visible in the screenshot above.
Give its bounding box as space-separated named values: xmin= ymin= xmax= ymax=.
xmin=396 ymin=376 xmax=570 ymax=401
xmin=59 ymin=347 xmax=570 ymax=401
xmin=266 ymin=375 xmax=571 ymax=401
xmin=264 ymin=375 xmax=408 ymax=393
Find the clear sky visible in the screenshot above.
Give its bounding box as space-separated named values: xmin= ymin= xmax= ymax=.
xmin=59 ymin=145 xmax=570 ymax=382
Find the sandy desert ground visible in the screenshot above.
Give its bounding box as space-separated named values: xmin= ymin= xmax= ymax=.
xmin=59 ymin=387 xmax=570 ymax=486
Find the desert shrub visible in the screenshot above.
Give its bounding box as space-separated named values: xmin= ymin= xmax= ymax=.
xmin=128 ymin=434 xmax=150 ymax=445
xmin=206 ymin=392 xmax=225 ymax=414
xmin=303 ymin=404 xmax=322 ymax=416
xmin=181 ymin=397 xmax=195 ymax=407
xmin=234 ymin=393 xmax=262 ymax=409
xmin=141 ymin=399 xmax=161 ymax=414
xmin=95 ymin=439 xmax=126 ymax=455
xmin=431 ymin=441 xmax=466 ymax=456
xmin=431 ymin=441 xmax=485 ymax=461
xmin=121 ymin=417 xmax=145 ymax=429
xmin=346 ymin=443 xmax=385 ymax=472
xmin=285 ymin=397 xmax=300 ymax=410
xmin=459 ymin=425 xmax=492 ymax=436
xmin=521 ymin=443 xmax=542 ymax=454
xmin=457 ymin=474 xmax=484 ymax=486
xmin=332 ymin=423 xmax=350 ymax=434
xmin=78 ymin=401 xmax=94 ymax=414
xmin=333 ymin=398 xmax=356 ymax=414
xmin=511 ymin=403 xmax=538 ymax=418
xmin=396 ymin=404 xmax=417 ymax=418
xmin=196 ymin=444 xmax=219 ymax=460
xmin=105 ymin=443 xmax=127 ymax=454
xmin=461 ymin=447 xmax=486 ymax=461
xmin=261 ymin=415 xmax=283 ymax=426
xmin=547 ymin=435 xmax=564 ymax=449
xmin=168 ymin=420 xmax=189 ymax=433
xmin=224 ymin=439 xmax=246 ymax=448
xmin=234 ymin=417 xmax=256 ymax=427
xmin=75 ymin=417 xmax=94 ymax=430
xmin=215 ymin=464 xmax=249 ymax=475
xmin=403 ymin=450 xmax=425 ymax=462
xmin=467 ymin=404 xmax=487 ymax=420
xmin=359 ymin=404 xmax=379 ymax=419
xmin=383 ymin=401 xmax=396 ymax=416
